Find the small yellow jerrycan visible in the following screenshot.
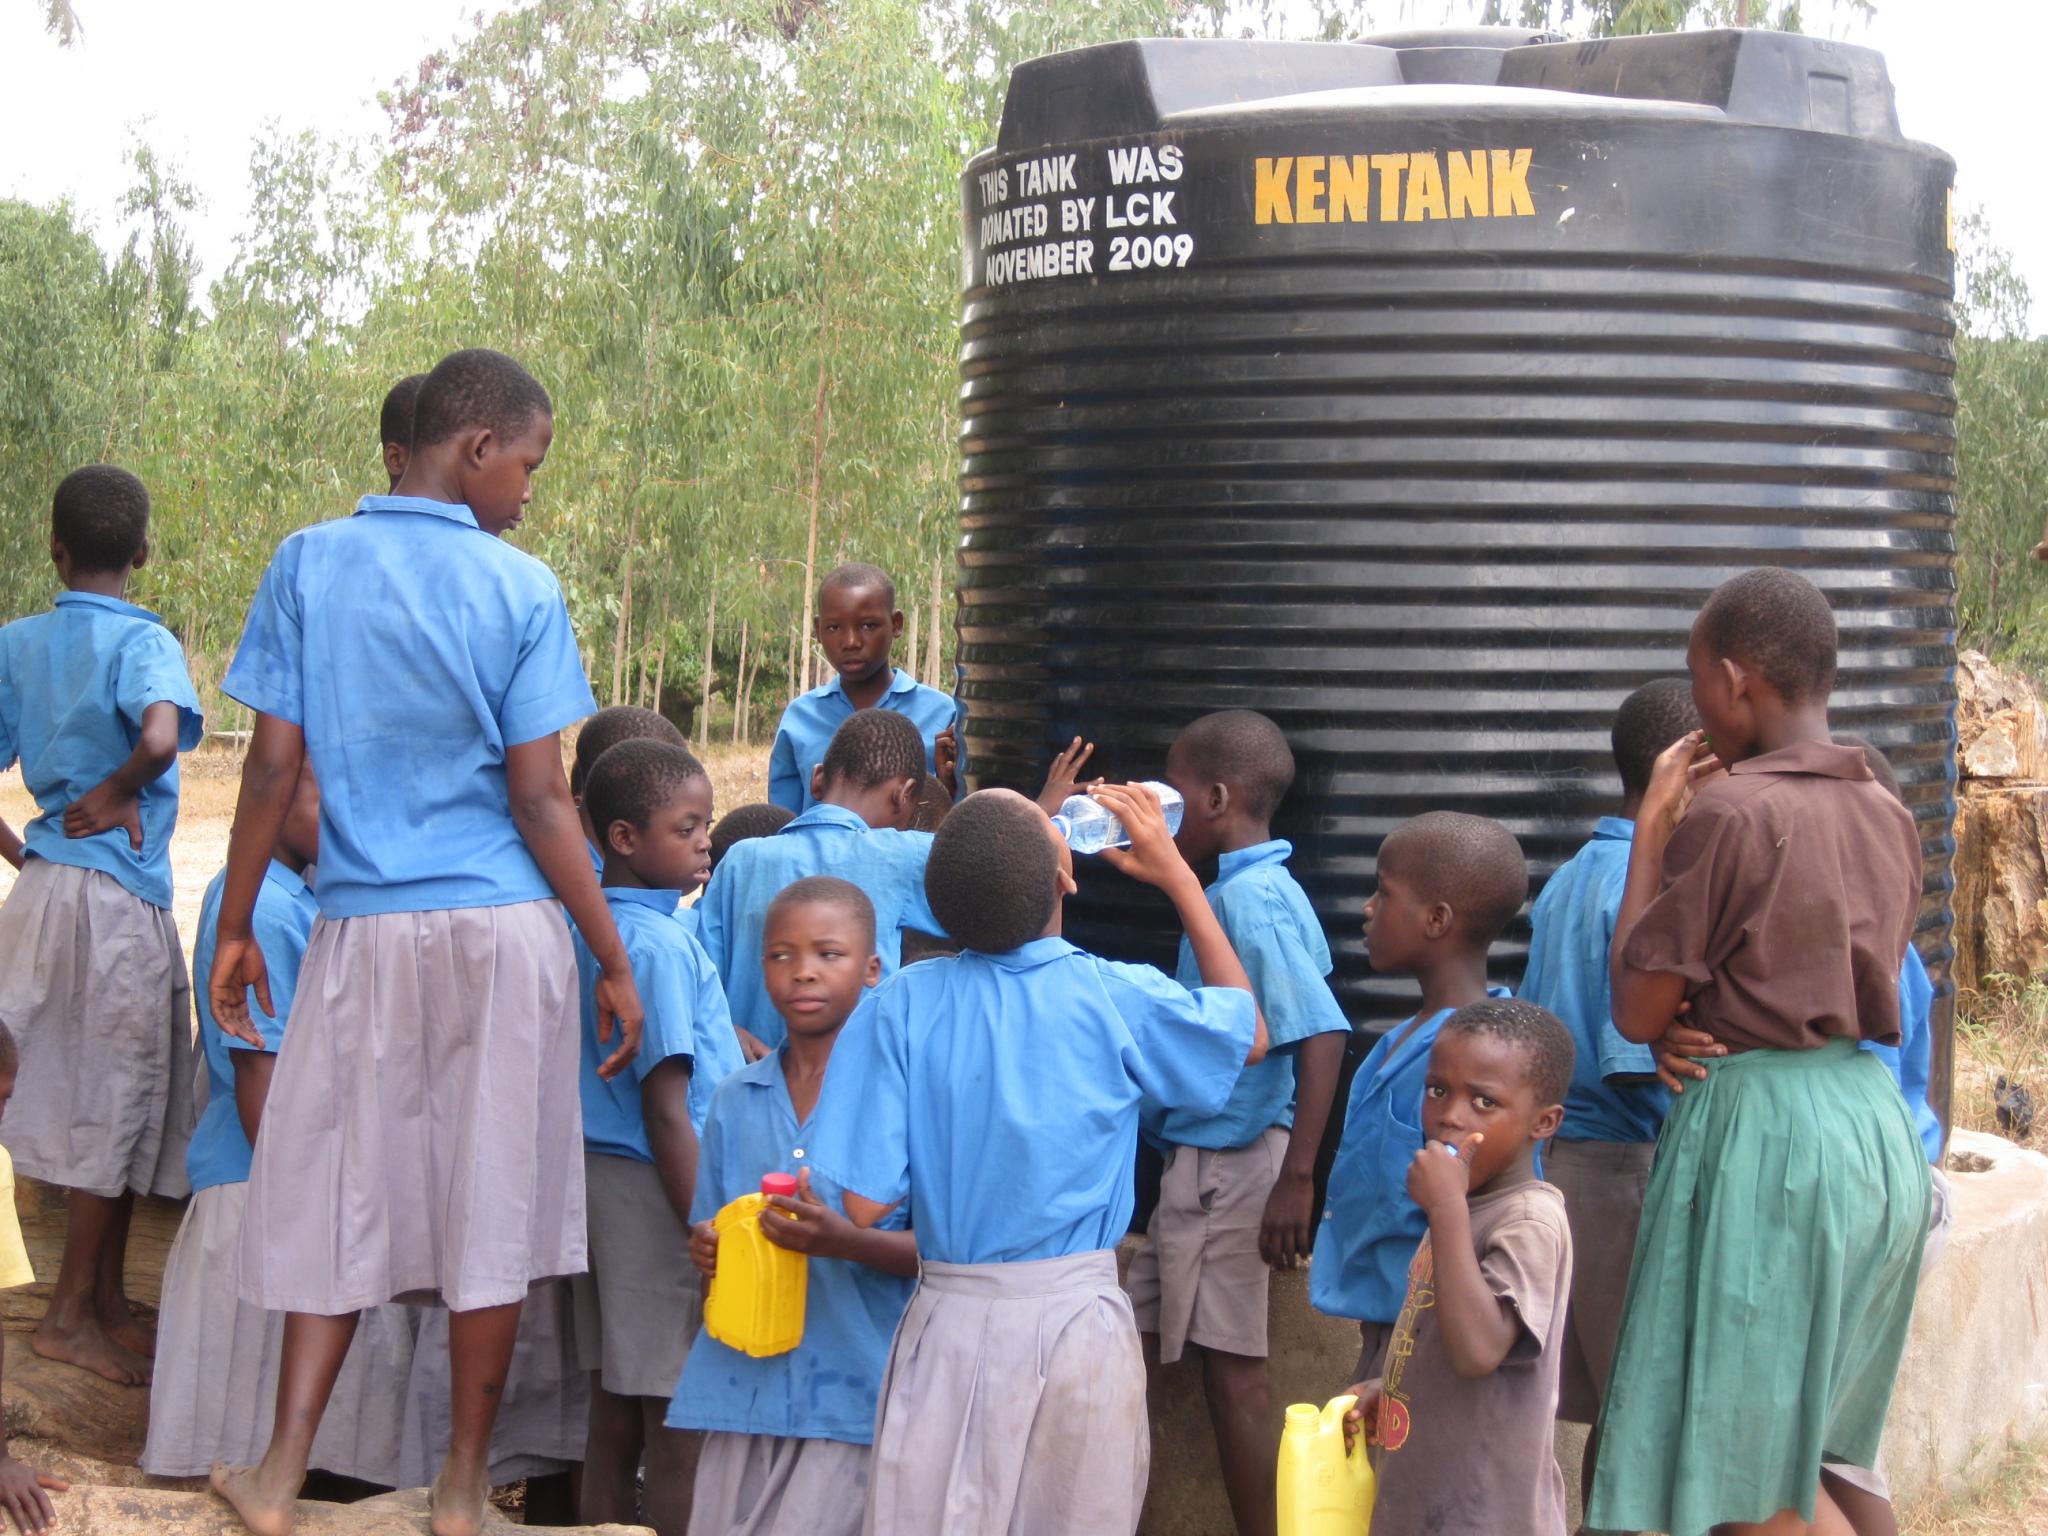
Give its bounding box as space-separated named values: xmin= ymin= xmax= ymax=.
xmin=703 ymin=1172 xmax=807 ymax=1358
xmin=1276 ymin=1394 xmax=1375 ymax=1536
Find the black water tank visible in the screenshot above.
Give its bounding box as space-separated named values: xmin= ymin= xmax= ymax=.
xmin=955 ymin=29 xmax=1959 ymax=1119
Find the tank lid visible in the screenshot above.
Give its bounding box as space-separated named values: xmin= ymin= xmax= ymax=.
xmin=990 ymin=28 xmax=1903 ymax=154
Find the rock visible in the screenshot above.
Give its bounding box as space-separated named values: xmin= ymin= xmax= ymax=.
xmin=5 ymin=1436 xmax=203 ymax=1493
xmin=41 ymin=1483 xmax=651 ymax=1536
xmin=1950 ymin=785 xmax=2048 ymax=996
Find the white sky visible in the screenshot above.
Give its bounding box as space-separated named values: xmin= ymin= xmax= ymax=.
xmin=0 ymin=0 xmax=2035 ymax=325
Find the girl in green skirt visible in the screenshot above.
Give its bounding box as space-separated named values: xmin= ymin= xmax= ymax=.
xmin=1586 ymin=568 xmax=1932 ymax=1536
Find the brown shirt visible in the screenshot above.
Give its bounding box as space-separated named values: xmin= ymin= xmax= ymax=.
xmin=1372 ymin=1166 xmax=1571 ymax=1536
xmin=1619 ymin=740 xmax=1921 ymax=1052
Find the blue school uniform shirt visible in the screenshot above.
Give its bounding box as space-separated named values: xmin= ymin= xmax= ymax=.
xmin=187 ymin=860 xmax=319 ymax=1192
xmin=1310 ymin=989 xmax=1511 ymax=1325
xmin=0 ymin=592 xmax=203 ymax=909
xmin=767 ymin=668 xmax=954 ymax=812
xmin=807 ymin=939 xmax=1257 ymax=1263
xmin=1150 ymin=840 xmax=1351 ymax=1149
xmin=223 ymin=494 xmax=596 ymax=918
xmin=1861 ymin=948 xmax=1943 ymax=1165
xmin=667 ymin=1047 xmax=915 ymax=1444
xmin=573 ymin=886 xmax=746 ymax=1161
xmin=695 ymin=804 xmax=940 ymax=1051
xmin=1520 ymin=818 xmax=1672 ymax=1144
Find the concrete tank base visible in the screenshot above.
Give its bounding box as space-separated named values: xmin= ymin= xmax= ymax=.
xmin=1127 ymin=1127 xmax=2048 ymax=1531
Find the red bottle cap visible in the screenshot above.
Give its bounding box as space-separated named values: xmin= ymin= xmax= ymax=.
xmin=761 ymin=1173 xmax=799 ymax=1198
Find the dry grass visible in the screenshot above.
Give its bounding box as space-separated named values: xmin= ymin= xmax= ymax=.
xmin=1950 ymin=974 xmax=2048 ymax=1145
xmin=1905 ymin=1439 xmax=2048 ymax=1534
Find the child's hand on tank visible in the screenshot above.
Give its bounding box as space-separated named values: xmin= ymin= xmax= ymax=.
xmin=1406 ymin=1132 xmax=1480 ymax=1217
xmin=759 ymin=1170 xmax=849 ymax=1259
xmin=935 ymin=726 xmax=960 ymax=798
xmin=1259 ymin=1169 xmax=1317 ymax=1268
xmin=208 ymin=934 xmax=274 ymax=1046
xmin=1091 ymin=783 xmax=1195 ymax=893
xmin=1640 ymin=730 xmax=1724 ymax=843
xmin=734 ymin=1027 xmax=772 ymax=1064
xmin=1035 ymin=736 xmax=1101 ymax=814
xmin=689 ymin=1220 xmax=719 ymax=1280
xmin=0 ymin=1451 xmax=68 ymax=1535
xmin=591 ymin=963 xmax=645 ymax=1080
xmin=61 ymin=778 xmax=144 ymax=850
xmin=1340 ymin=1380 xmax=1382 ymax=1454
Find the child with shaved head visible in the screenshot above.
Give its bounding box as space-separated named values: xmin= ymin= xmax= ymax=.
xmin=1310 ymin=810 xmax=1529 ymax=1388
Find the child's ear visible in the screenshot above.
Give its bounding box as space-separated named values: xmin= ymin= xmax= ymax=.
xmin=1207 ymin=781 xmax=1230 ymax=818
xmin=1056 ymin=863 xmax=1079 ymax=899
xmin=1532 ymin=1102 xmax=1565 ymax=1142
xmin=606 ymin=818 xmax=637 ymax=858
xmin=810 ymin=764 xmax=829 ymax=802
xmin=1421 ymin=900 xmax=1455 ymax=940
xmin=1716 ymin=655 xmax=1748 ymax=705
xmin=383 ymin=442 xmax=408 ymax=484
xmin=890 ymin=609 xmax=905 ymax=639
xmin=863 ymin=953 xmax=883 ymax=987
xmin=130 ymin=537 xmax=150 ymax=571
xmin=466 ymin=426 xmax=496 ymax=469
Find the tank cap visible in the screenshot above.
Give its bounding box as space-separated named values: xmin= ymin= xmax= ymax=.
xmin=761 ymin=1173 xmax=799 ymax=1197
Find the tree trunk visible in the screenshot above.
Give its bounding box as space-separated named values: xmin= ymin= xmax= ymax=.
xmin=652 ymin=592 xmax=670 ymax=716
xmin=699 ymin=591 xmax=718 ymax=750
xmin=905 ymin=606 xmax=922 ymax=688
xmin=798 ymin=347 xmax=830 ymax=694
xmin=611 ymin=548 xmax=635 ymax=707
xmin=926 ymin=548 xmax=944 ymax=686
xmin=786 ymin=624 xmax=800 ymax=711
xmin=732 ymin=620 xmax=751 ymax=745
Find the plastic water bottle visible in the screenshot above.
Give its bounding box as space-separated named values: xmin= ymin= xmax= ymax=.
xmin=1051 ymin=782 xmax=1185 ymax=854
xmin=1276 ymin=1394 xmax=1376 ymax=1534
xmin=703 ymin=1173 xmax=807 ymax=1358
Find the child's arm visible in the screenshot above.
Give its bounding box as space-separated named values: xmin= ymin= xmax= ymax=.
xmin=1262 ymin=1031 xmax=1347 ymax=1266
xmin=1406 ymin=1135 xmax=1520 ymax=1378
xmin=231 ymin=1050 xmax=280 ymax=1151
xmin=767 ymin=727 xmax=802 ymax=812
xmin=211 ymin=713 xmax=304 ymax=1043
xmin=0 ymin=1335 xmax=68 ymax=1534
xmin=1611 ymin=730 xmax=1723 ymax=1044
xmin=1092 ymin=783 xmax=1269 ymax=1064
xmin=505 ymin=734 xmax=644 ymax=1078
xmin=0 ymin=818 xmax=20 ymax=871
xmin=641 ymin=1058 xmax=699 ymax=1227
xmin=60 ymin=699 xmax=183 ymax=849
xmin=761 ymin=1170 xmax=919 ymax=1278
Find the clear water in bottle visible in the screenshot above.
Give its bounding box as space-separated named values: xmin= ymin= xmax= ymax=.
xmin=1051 ymin=782 xmax=1185 ymax=853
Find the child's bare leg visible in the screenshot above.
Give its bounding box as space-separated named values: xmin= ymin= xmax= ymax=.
xmin=1714 ymin=1487 xmax=1854 ymax=1536
xmin=578 ymin=1382 xmax=645 ymax=1526
xmin=212 ymin=1311 xmax=361 ymax=1536
xmin=32 ymin=1188 xmax=149 ymax=1385
xmin=430 ymin=1301 xmax=521 ymax=1536
xmin=1201 ymin=1348 xmax=1275 ymax=1536
xmin=92 ymin=1189 xmax=154 ymax=1356
xmin=636 ymin=1400 xmax=699 ymax=1536
xmin=1818 ymin=1469 xmax=1898 ymax=1536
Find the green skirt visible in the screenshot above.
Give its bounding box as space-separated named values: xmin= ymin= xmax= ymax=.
xmin=1587 ymin=1039 xmax=1930 ymax=1536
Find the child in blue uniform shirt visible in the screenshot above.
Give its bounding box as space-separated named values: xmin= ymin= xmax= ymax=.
xmin=671 ymin=877 xmax=917 ymax=1536
xmin=144 ymin=763 xmax=415 ymax=1487
xmin=209 ymin=348 xmax=645 ymax=1536
xmin=810 ymin=786 xmax=1268 ymax=1536
xmin=1309 ymin=811 xmax=1528 ymax=1385
xmin=767 ymin=563 xmax=954 ymax=812
xmin=570 ymin=739 xmax=744 ymax=1536
xmin=1519 ymin=677 xmax=1695 ymax=1497
xmin=699 ymin=710 xmax=942 ymax=1057
xmin=0 ymin=464 xmax=204 ymax=1389
xmin=1125 ymin=710 xmax=1351 ymax=1536
xmin=571 ymin=706 xmax=688 ymax=875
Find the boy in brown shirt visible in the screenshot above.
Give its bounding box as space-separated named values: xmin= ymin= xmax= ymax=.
xmin=1341 ymin=998 xmax=1575 ymax=1536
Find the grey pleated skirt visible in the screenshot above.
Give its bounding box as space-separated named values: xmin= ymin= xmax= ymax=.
xmin=690 ymin=1431 xmax=870 ymax=1536
xmin=864 ymin=1250 xmax=1148 ymax=1536
xmin=236 ymin=901 xmax=585 ymax=1314
xmin=404 ymin=1277 xmax=589 ymax=1484
xmin=0 ymin=859 xmax=195 ymax=1198
xmin=141 ymin=1182 xmax=417 ymax=1482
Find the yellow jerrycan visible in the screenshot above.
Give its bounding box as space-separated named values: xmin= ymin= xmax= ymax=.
xmin=703 ymin=1172 xmax=807 ymax=1358
xmin=1276 ymin=1394 xmax=1375 ymax=1535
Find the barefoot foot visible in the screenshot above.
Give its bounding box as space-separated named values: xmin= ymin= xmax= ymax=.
xmin=31 ymin=1315 xmax=149 ymax=1386
xmin=428 ymin=1467 xmax=492 ymax=1536
xmin=100 ymin=1303 xmax=157 ymax=1359
xmin=211 ymin=1461 xmax=300 ymax=1536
